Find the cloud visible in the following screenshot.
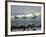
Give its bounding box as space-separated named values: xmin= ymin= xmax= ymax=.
xmin=11 ymin=5 xmax=41 ymax=16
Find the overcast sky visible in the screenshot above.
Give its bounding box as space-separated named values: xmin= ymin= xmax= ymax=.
xmin=11 ymin=5 xmax=41 ymax=16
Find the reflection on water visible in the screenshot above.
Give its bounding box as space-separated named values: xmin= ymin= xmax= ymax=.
xmin=12 ymin=27 xmax=41 ymax=32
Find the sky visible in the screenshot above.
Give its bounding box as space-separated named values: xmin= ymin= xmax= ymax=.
xmin=11 ymin=5 xmax=41 ymax=16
